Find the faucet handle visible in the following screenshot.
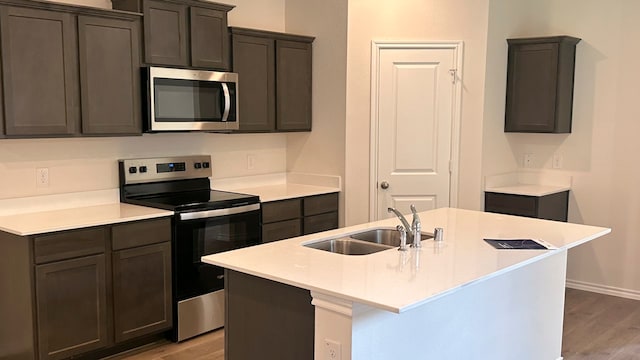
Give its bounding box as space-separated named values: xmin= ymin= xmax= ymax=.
xmin=410 ymin=205 xmax=421 ymax=226
xmin=396 ymin=225 xmax=408 ymax=251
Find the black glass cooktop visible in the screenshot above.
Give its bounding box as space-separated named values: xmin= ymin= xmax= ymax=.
xmin=126 ymin=189 xmax=259 ymax=212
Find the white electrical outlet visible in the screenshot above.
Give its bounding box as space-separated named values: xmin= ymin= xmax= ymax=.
xmin=325 ymin=339 xmax=342 ymax=360
xmin=37 ymin=168 xmax=49 ymax=187
xmin=552 ymin=154 xmax=563 ymax=169
xmin=247 ymin=154 xmax=255 ymax=170
xmin=523 ymin=153 xmax=534 ymax=168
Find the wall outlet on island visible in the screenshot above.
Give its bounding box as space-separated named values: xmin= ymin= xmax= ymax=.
xmin=36 ymin=167 xmax=49 ymax=187
xmin=324 ymin=338 xmax=341 ymax=360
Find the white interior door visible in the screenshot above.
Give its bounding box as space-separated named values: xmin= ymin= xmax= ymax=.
xmin=371 ymin=42 xmax=462 ymax=220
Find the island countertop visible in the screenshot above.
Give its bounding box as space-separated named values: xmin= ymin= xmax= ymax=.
xmin=202 ymin=208 xmax=610 ymax=313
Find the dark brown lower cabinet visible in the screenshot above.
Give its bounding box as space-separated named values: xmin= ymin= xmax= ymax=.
xmin=0 ymin=217 xmax=172 ymax=360
xmin=36 ymin=255 xmax=109 ymax=360
xmin=225 ymin=270 xmax=314 ymax=360
xmin=261 ymin=192 xmax=339 ymax=242
xmin=112 ymin=242 xmax=172 ymax=343
xmin=484 ymin=191 xmax=569 ymax=222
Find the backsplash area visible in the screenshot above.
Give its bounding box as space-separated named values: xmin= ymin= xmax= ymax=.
xmin=0 ymin=133 xmax=286 ymax=200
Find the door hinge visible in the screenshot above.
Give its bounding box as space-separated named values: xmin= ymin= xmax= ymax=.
xmin=449 ymin=69 xmax=457 ymax=84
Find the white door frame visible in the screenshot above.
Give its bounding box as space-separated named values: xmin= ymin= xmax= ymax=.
xmin=369 ymin=40 xmax=464 ymax=221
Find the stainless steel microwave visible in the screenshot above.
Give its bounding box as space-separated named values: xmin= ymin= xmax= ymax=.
xmin=142 ymin=66 xmax=239 ymax=132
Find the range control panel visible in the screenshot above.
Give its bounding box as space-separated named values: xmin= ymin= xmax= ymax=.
xmin=119 ymin=155 xmax=212 ymax=185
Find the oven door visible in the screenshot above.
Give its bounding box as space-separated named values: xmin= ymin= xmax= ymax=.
xmin=174 ymin=204 xmax=260 ymax=301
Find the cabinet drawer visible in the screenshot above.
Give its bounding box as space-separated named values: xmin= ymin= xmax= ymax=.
xmin=112 ymin=218 xmax=172 ymax=251
xmin=262 ymin=219 xmax=301 ymax=243
xmin=485 ymin=192 xmax=537 ymax=218
xmin=303 ymin=193 xmax=338 ymax=216
xmin=34 ymin=227 xmax=107 ymax=264
xmin=262 ymin=199 xmax=301 ymax=223
xmin=303 ymin=212 xmax=338 ymax=235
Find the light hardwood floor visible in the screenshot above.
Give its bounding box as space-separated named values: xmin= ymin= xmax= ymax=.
xmin=113 ymin=289 xmax=640 ymax=359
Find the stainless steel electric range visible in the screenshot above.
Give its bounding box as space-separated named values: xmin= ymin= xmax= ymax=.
xmin=119 ymin=155 xmax=261 ymax=342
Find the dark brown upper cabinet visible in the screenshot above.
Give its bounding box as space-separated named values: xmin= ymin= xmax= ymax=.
xmin=505 ymin=36 xmax=581 ymax=133
xmin=78 ymin=15 xmax=142 ymax=135
xmin=112 ymin=0 xmax=233 ymax=70
xmin=0 ymin=5 xmax=80 ymax=136
xmin=0 ymin=0 xmax=143 ymax=138
xmin=230 ymin=27 xmax=314 ymax=132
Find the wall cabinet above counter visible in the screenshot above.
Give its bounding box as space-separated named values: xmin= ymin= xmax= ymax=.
xmin=0 ymin=0 xmax=316 ymax=138
xmin=505 ymin=36 xmax=581 ymax=133
xmin=230 ymin=27 xmax=314 ymax=132
xmin=0 ymin=0 xmax=142 ymax=138
xmin=112 ymin=0 xmax=233 ymax=70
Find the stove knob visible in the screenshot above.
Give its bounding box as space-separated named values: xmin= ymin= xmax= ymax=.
xmin=128 ymin=166 xmax=137 ymax=174
xmin=139 ymin=166 xmax=147 ymax=173
xmin=194 ymin=162 xmax=202 ymax=169
xmin=202 ymin=162 xmax=210 ymax=169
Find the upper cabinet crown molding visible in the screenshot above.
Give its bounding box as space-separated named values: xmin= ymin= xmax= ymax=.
xmin=505 ymin=35 xmax=581 ymax=133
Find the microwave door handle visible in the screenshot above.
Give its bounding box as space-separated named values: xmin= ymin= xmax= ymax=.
xmin=221 ymin=83 xmax=231 ymax=122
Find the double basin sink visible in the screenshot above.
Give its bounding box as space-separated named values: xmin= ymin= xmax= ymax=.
xmin=304 ymin=228 xmax=433 ymax=255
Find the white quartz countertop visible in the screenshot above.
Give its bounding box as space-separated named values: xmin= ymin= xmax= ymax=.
xmin=202 ymin=208 xmax=610 ymax=313
xmin=485 ymin=184 xmax=571 ymax=197
xmin=0 ymin=203 xmax=173 ymax=236
xmin=226 ymin=183 xmax=339 ymax=202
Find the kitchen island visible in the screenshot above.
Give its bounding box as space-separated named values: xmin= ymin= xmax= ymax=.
xmin=202 ymin=208 xmax=610 ymax=360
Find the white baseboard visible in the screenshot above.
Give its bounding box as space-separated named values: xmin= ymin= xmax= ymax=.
xmin=566 ymin=279 xmax=640 ymax=301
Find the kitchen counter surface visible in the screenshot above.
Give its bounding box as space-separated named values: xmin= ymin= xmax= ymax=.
xmin=485 ymin=184 xmax=570 ymax=196
xmin=212 ymin=173 xmax=341 ymax=202
xmin=0 ymin=203 xmax=173 ymax=236
xmin=202 ymin=207 xmax=610 ymax=313
xmin=226 ymin=183 xmax=339 ymax=202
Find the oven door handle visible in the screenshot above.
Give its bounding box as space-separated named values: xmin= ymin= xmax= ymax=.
xmin=179 ymin=203 xmax=260 ymax=221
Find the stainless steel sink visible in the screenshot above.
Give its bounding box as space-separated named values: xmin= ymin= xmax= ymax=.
xmin=303 ymin=228 xmax=435 ymax=255
xmin=349 ymin=228 xmax=433 ymax=247
xmin=304 ymin=238 xmax=392 ymax=255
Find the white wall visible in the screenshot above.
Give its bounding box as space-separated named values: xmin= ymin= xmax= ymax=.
xmin=344 ymin=0 xmax=490 ymax=226
xmin=482 ymin=0 xmax=640 ymax=296
xmin=0 ymin=0 xmax=288 ymax=200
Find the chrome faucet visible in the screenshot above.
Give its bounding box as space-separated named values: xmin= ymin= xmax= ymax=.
xmin=388 ymin=205 xmax=422 ymax=248
xmin=410 ymin=205 xmax=422 ymax=248
xmin=388 ymin=207 xmax=411 ymax=234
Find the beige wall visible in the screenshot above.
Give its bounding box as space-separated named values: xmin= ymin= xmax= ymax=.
xmin=0 ymin=0 xmax=288 ymax=200
xmin=283 ymin=0 xmax=348 ymax=224
xmin=482 ymin=0 xmax=640 ymax=295
xmin=344 ymin=0 xmax=490 ymax=226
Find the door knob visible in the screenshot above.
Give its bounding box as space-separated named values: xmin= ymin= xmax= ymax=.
xmin=380 ymin=181 xmax=389 ymax=189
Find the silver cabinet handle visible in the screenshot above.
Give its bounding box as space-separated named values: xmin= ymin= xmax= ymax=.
xmin=380 ymin=181 xmax=389 ymax=189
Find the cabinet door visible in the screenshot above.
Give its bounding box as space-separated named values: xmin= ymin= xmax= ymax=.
xmin=78 ymin=15 xmax=141 ymax=135
xmin=143 ymin=0 xmax=188 ymax=66
xmin=505 ymin=42 xmax=559 ymax=132
xmin=276 ymin=39 xmax=312 ymax=131
xmin=190 ymin=7 xmax=229 ymax=70
xmin=233 ymin=34 xmax=275 ymax=131
xmin=262 ymin=219 xmax=302 ymax=243
xmin=35 ymin=255 xmax=108 ymax=360
xmin=0 ymin=6 xmax=79 ymax=136
xmin=112 ymin=242 xmax=172 ymax=343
